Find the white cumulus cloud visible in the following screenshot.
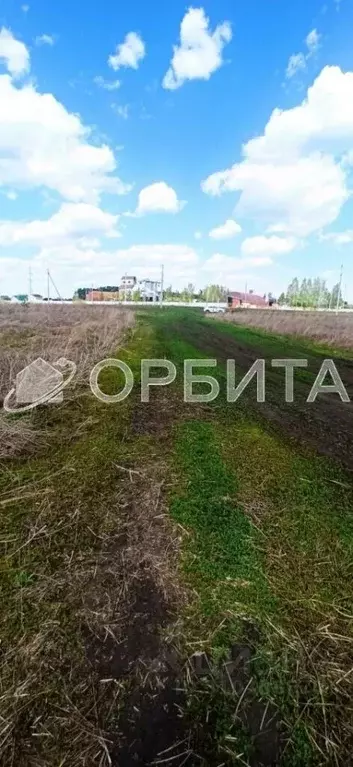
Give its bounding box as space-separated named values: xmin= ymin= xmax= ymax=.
xmin=163 ymin=7 xmax=232 ymax=90
xmin=0 ymin=240 xmax=276 ymax=298
xmin=0 ymin=27 xmax=29 ymax=77
xmin=241 ymin=235 xmax=297 ymax=257
xmin=320 ymin=229 xmax=353 ymax=245
xmin=202 ymin=66 xmax=353 ymax=236
xmin=0 ymin=203 xmax=120 ymax=248
xmin=209 ymin=218 xmax=241 ymax=239
xmin=0 ymin=74 xmax=131 ymax=202
xmin=136 ymin=182 xmax=185 ymax=215
xmin=109 ymin=32 xmax=145 ymax=71
xmin=205 ymin=252 xmax=272 ymax=271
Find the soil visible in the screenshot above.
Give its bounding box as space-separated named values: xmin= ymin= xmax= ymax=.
xmin=170 ymin=318 xmax=353 ymax=470
xmin=83 ymin=382 xmax=284 ymax=765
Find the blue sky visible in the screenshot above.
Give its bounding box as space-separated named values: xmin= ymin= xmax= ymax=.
xmin=0 ymin=0 xmax=353 ymax=298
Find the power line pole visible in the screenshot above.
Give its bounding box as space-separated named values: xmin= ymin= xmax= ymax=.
xmin=336 ymin=263 xmax=343 ymax=313
xmin=47 ymin=269 xmax=50 ymax=303
xmin=48 ymin=270 xmax=62 ymax=301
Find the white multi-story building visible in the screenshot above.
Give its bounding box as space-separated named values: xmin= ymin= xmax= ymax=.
xmin=120 ymin=275 xmax=137 ymax=292
xmin=139 ymin=279 xmax=161 ymax=302
xmin=119 ymin=276 xmax=161 ymax=302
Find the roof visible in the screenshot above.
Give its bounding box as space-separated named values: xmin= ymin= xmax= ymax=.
xmin=13 ymin=294 xmax=28 ymax=302
xmin=229 ymin=291 xmax=267 ymax=305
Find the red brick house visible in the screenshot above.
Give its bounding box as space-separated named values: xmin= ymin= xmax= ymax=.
xmin=227 ymin=291 xmax=269 ymax=309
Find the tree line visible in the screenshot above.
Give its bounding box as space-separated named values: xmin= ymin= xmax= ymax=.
xmin=277 ymin=277 xmax=346 ymax=309
xmin=163 ymin=284 xmax=228 ymax=302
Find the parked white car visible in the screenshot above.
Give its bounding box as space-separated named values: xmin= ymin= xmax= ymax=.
xmin=204 ymin=305 xmax=226 ymax=314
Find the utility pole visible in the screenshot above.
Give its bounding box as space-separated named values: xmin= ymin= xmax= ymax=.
xmin=336 ymin=263 xmax=343 ymax=313
xmin=160 ymin=264 xmax=164 ymax=308
xmin=47 ymin=269 xmax=50 ymax=303
xmin=48 ymin=270 xmax=62 ymax=301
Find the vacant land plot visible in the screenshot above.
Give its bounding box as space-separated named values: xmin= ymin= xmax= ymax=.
xmin=0 ymin=303 xmax=134 ymax=458
xmin=221 ymin=308 xmax=353 ymax=349
xmin=1 ymin=306 xmax=352 ymax=766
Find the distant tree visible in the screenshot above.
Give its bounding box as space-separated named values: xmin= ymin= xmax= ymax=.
xmin=330 ymin=282 xmax=343 ymax=310
xmin=74 ymin=288 xmax=88 ymax=300
xmin=286 ymin=278 xmax=299 ymax=306
xmin=204 ymin=284 xmax=227 ymax=302
xmin=180 ymin=286 xmax=192 ymax=302
xmin=164 ymin=285 xmax=174 ymax=302
xmin=282 ymin=276 xmax=341 ymax=309
xmin=299 ymin=278 xmax=309 ymax=307
xmin=99 ymin=285 xmax=119 ymax=292
xmin=187 ymin=283 xmax=195 ymax=300
xmin=133 ymin=289 xmax=142 ymax=302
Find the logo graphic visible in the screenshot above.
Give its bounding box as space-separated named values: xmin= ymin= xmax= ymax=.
xmin=3 ymin=357 xmax=77 ymax=413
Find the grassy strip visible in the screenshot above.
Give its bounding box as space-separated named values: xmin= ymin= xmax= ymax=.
xmin=217 ymin=420 xmax=353 ymax=765
xmin=148 ymin=308 xmax=353 ymax=765
xmin=172 ymin=420 xmax=274 ymax=639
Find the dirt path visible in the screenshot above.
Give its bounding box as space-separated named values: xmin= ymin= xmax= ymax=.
xmin=170 ymin=318 xmax=353 ymax=469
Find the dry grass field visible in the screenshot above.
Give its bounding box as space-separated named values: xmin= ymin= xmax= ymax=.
xmin=1 ymin=306 xmax=353 ymax=766
xmin=0 ymin=303 xmax=134 ymax=458
xmin=221 ymin=309 xmax=353 ymax=349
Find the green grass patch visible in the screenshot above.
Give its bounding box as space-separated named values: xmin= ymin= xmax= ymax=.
xmin=171 ymin=420 xmax=274 ymax=646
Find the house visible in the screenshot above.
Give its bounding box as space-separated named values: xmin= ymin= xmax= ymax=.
xmin=228 ymin=291 xmax=268 ymax=309
xmin=139 ymin=279 xmax=161 ymax=302
xmin=119 ymin=275 xmax=161 ymax=301
xmin=120 ymin=275 xmax=137 ymax=291
xmin=119 ymin=276 xmax=137 ymax=299
xmin=11 ymin=294 xmax=28 ymax=303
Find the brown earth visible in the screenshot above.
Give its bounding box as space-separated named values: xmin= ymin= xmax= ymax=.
xmin=83 ymin=389 xmax=283 ymax=766
xmin=170 ymin=318 xmax=353 ymax=470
